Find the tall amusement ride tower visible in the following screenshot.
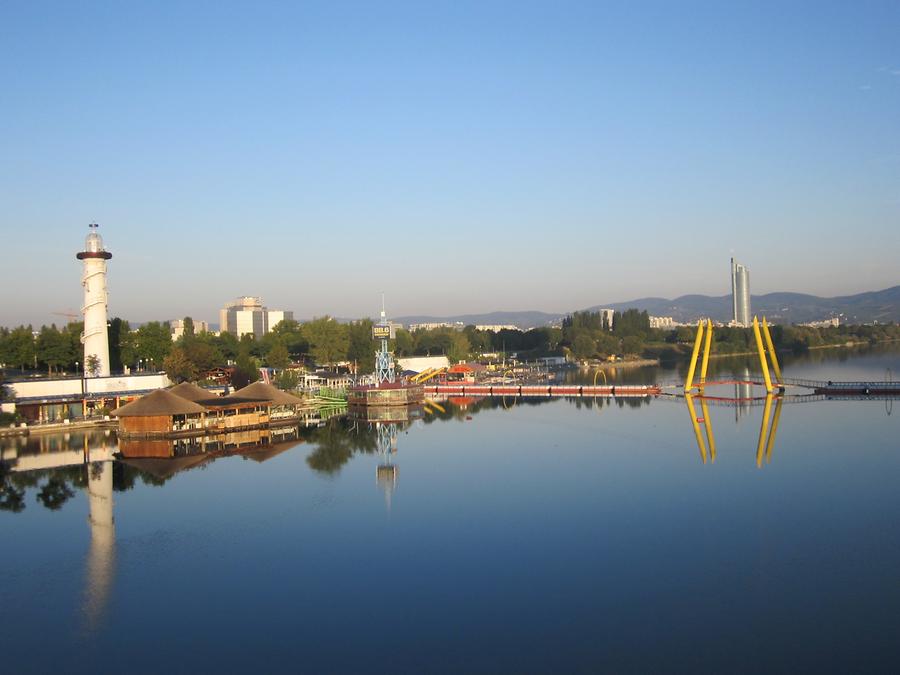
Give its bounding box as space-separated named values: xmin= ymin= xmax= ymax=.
xmin=77 ymin=224 xmax=112 ymax=377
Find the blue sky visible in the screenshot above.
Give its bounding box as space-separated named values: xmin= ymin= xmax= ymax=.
xmin=2 ymin=1 xmax=898 ymax=327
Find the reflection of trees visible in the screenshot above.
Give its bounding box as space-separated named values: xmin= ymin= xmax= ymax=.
xmin=0 ymin=462 xmax=26 ymax=512
xmin=303 ymin=417 xmax=378 ymax=474
xmin=0 ymin=461 xmax=167 ymax=516
xmin=421 ymin=397 xmax=550 ymax=425
xmin=36 ymin=477 xmax=76 ymax=510
xmin=112 ymin=462 xmax=168 ymax=490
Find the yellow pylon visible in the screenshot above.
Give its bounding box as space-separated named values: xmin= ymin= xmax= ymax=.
xmin=752 ymin=316 xmax=774 ymax=393
xmin=761 ymin=318 xmax=783 ymax=386
xmin=685 ymin=318 xmax=714 ymax=392
xmin=684 ymin=320 xmax=705 ymax=391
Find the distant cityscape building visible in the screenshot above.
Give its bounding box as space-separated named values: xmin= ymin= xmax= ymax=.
xmin=598 ymin=309 xmax=615 ymax=331
xmin=474 ymin=324 xmax=521 ymax=333
xmin=731 ymin=258 xmax=751 ymax=327
xmin=801 ymin=317 xmax=840 ymax=328
xmin=407 ymin=322 xmax=464 ymax=332
xmin=170 ymin=319 xmax=210 ymax=340
xmin=266 ymin=310 xmax=291 ymax=331
xmin=219 ymin=297 xmax=293 ymax=338
xmin=649 ymin=316 xmax=677 ymax=329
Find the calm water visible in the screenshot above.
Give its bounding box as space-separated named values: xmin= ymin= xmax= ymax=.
xmin=2 ymin=346 xmax=899 ymax=674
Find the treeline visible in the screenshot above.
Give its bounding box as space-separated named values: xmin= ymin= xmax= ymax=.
xmin=3 ymin=313 xmax=898 ymax=386
xmin=558 ymin=310 xmax=900 ymax=362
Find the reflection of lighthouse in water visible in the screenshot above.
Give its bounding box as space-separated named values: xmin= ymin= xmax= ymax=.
xmin=84 ymin=460 xmax=115 ymax=630
xmin=375 ymin=422 xmax=399 ymax=511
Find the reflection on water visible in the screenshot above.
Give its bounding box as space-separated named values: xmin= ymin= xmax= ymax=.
xmin=685 ymin=392 xmax=785 ymax=466
xmin=84 ymin=460 xmax=114 ymax=631
xmin=1 ymin=345 xmax=899 ymax=672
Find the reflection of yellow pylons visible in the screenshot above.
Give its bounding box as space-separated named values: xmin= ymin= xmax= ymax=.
xmin=754 ymin=393 xmax=783 ymax=467
xmin=682 ymin=316 xmax=786 ymax=466
xmin=685 ymin=393 xmax=717 ymax=463
xmin=423 ymin=398 xmax=446 ymax=414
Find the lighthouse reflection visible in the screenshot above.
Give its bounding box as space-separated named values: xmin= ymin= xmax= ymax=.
xmin=84 ymin=460 xmax=115 ymax=631
xmin=348 ymin=405 xmax=423 ymax=511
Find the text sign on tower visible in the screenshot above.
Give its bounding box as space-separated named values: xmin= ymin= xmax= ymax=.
xmin=373 ymin=324 xmax=395 ymax=340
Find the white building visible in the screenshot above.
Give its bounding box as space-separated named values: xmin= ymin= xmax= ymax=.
xmin=649 ymin=316 xmax=677 ymax=329
xmin=801 ymin=317 xmax=840 ymax=328
xmin=475 ymin=324 xmax=521 ymax=332
xmin=219 ymin=297 xmax=294 ymax=338
xmin=170 ymin=319 xmax=210 ymax=340
xmin=407 ymin=322 xmax=464 ymax=332
xmin=397 ymin=355 xmax=450 ymax=373
xmin=598 ymin=309 xmax=615 ymax=331
xmin=266 ymin=310 xmax=291 ymax=331
xmin=731 ymin=258 xmax=751 ymax=327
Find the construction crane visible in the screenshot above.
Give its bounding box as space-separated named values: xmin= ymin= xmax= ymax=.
xmin=52 ymin=310 xmax=81 ymax=324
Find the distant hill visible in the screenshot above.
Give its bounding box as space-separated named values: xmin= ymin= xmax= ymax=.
xmin=393 ymin=286 xmax=900 ymax=329
xmin=588 ymin=285 xmax=900 ymax=324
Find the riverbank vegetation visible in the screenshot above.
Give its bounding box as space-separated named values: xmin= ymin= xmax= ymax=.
xmin=1 ymin=312 xmax=898 ymax=384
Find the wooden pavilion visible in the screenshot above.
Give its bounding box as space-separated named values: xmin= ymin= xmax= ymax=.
xmin=111 ymin=389 xmax=207 ymax=438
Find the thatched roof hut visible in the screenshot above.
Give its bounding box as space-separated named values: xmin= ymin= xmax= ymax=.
xmin=168 ymin=382 xmax=217 ymax=403
xmin=111 ymin=389 xmax=207 ymax=417
xmin=111 ymin=389 xmax=207 ymax=437
xmin=230 ymin=381 xmax=306 ymax=406
xmin=119 ymin=454 xmax=211 ymax=480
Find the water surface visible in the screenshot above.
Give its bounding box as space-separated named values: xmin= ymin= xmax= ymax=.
xmin=2 ymin=346 xmax=898 ymax=673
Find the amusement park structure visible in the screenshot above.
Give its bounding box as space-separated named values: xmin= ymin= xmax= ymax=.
xmin=347 ymin=299 xmax=424 ymax=407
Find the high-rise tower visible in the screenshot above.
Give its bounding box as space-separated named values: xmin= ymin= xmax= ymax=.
xmin=731 ymin=258 xmax=751 ymax=327
xmin=77 ymin=224 xmax=112 ymax=377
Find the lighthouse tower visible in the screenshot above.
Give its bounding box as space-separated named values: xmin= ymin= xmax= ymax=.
xmin=76 ymin=224 xmax=112 ymax=377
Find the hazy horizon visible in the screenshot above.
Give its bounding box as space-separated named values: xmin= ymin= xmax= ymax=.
xmin=3 ymin=2 xmax=898 ymax=326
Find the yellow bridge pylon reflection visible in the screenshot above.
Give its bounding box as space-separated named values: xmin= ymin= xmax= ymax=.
xmin=682 ymin=316 xmax=785 ymax=465
xmin=684 ymin=392 xmax=784 ymax=467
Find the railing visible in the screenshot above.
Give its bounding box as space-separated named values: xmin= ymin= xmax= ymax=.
xmin=780 ymin=377 xmax=897 ymax=389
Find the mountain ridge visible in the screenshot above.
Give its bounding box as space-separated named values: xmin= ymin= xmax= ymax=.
xmin=392 ymin=285 xmax=900 ymax=328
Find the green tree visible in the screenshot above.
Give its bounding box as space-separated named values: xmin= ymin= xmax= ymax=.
xmin=108 ymin=318 xmax=130 ymax=372
xmin=302 ymin=317 xmax=349 ymax=365
xmin=216 ymin=330 xmax=240 ymax=361
xmin=572 ymin=334 xmax=596 ymax=360
xmin=85 ymin=354 xmax=101 ymax=377
xmin=274 ymin=369 xmax=300 ymax=391
xmin=4 ymin=325 xmax=36 ymax=370
xmin=181 ymin=316 xmax=195 ymax=338
xmin=393 ymin=328 xmax=414 ymax=356
xmin=233 ymin=338 xmax=260 ymax=387
xmin=346 ymin=319 xmax=376 ymax=373
xmin=621 ymin=335 xmax=643 ymax=355
xmin=612 ymin=309 xmax=650 ymax=337
xmin=267 ymin=319 xmax=308 ymax=357
xmin=183 ymin=339 xmax=222 ymax=374
xmin=128 ymin=322 xmax=172 ymax=370
xmin=447 ymin=331 xmax=471 ymax=363
xmin=163 ymin=346 xmax=197 ymax=383
xmin=267 ymin=340 xmax=291 ymax=369
xmin=36 ymin=324 xmax=73 ymax=375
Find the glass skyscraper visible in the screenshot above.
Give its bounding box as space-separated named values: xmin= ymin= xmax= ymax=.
xmin=731 ymin=258 xmax=751 ymax=327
